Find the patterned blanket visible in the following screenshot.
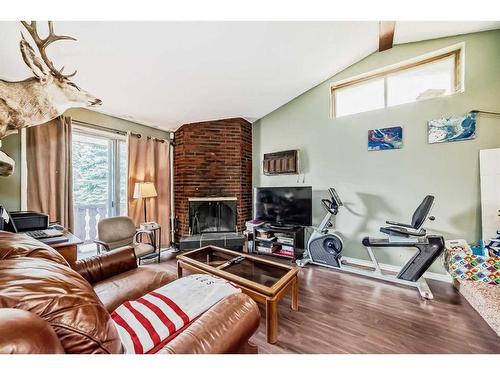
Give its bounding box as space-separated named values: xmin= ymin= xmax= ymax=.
xmin=447 ymin=252 xmax=500 ymax=285
xmin=111 ymin=274 xmax=240 ymax=354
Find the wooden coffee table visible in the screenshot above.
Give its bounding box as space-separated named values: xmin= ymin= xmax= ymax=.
xmin=177 ymin=245 xmax=299 ymax=344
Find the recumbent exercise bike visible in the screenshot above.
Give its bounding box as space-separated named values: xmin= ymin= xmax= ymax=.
xmin=296 ymin=188 xmax=445 ymax=299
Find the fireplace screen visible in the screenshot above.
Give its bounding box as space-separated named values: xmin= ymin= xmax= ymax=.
xmin=189 ymin=199 xmax=237 ymax=234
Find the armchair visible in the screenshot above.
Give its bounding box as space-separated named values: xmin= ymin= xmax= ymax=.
xmin=95 ymin=216 xmax=156 ymax=261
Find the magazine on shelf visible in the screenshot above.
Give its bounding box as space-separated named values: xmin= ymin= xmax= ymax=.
xmin=256 ymin=230 xmax=274 ymax=238
xmin=256 ymin=236 xmax=277 ymax=242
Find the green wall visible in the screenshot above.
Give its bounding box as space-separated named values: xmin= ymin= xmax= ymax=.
xmin=253 ymin=30 xmax=500 ymax=274
xmin=0 ymin=108 xmax=169 ymax=211
xmin=0 ymin=134 xmax=21 ymax=210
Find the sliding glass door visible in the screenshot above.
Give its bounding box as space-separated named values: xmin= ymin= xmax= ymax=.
xmin=72 ymin=125 xmax=127 ymax=243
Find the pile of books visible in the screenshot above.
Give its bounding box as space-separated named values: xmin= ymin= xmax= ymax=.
xmin=255 ymin=229 xmax=276 ymax=242
xmin=256 ymin=243 xmax=281 ymax=254
xmin=246 ymin=219 xmax=264 ymax=232
xmin=254 ymin=228 xmax=295 ymax=258
xmin=271 ymin=244 xmax=293 ymax=257
xmin=275 ymin=233 xmax=294 ymax=246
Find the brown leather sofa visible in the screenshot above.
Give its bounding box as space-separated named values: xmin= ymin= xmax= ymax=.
xmin=0 ymin=231 xmax=260 ymax=354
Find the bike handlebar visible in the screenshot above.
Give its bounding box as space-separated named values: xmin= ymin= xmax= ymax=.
xmin=322 ymin=199 xmax=337 ymax=215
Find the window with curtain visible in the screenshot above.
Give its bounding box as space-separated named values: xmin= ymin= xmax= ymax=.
xmin=71 ymin=124 xmax=128 ymax=243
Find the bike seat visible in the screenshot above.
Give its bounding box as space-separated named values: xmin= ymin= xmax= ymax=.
xmin=380 ymin=226 xmax=426 ymax=238
xmin=362 ymin=235 xmax=429 ymax=247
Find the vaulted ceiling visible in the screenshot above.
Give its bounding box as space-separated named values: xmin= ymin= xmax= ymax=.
xmin=1 ymin=21 xmax=499 ymax=130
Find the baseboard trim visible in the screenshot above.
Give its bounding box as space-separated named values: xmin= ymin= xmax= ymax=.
xmin=342 ymin=256 xmax=452 ymax=284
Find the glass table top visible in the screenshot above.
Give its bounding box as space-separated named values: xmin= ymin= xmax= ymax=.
xmin=182 ymin=247 xmax=291 ymax=288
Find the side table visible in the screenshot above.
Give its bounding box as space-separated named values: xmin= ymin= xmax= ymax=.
xmin=137 ymin=223 xmax=162 ymax=264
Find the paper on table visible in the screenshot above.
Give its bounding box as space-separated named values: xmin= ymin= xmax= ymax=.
xmin=1 ymin=209 xmax=10 ymax=223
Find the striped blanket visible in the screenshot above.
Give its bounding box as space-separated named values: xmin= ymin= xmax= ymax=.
xmin=111 ymin=274 xmax=240 ymax=354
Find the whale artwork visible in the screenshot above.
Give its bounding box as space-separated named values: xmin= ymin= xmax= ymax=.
xmin=428 ymin=112 xmax=477 ymax=144
xmin=368 ymin=126 xmax=403 ymax=151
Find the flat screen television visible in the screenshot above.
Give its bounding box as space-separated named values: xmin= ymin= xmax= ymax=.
xmin=253 ymin=186 xmax=312 ymax=226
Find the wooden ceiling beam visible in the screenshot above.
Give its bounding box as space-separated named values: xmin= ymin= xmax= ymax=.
xmin=379 ymin=21 xmax=396 ymax=52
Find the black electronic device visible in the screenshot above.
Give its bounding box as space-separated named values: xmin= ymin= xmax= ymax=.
xmin=253 ymin=186 xmax=312 ymax=227
xmin=1 ymin=207 xmax=63 ymax=240
xmin=0 ymin=206 xmax=18 ymax=233
xmin=9 ymin=211 xmax=49 ymax=232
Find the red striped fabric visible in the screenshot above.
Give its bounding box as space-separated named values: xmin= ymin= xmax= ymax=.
xmin=111 ymin=292 xmax=192 ymax=354
xmin=150 ymin=291 xmax=190 ymax=325
xmin=136 ymin=297 xmax=176 ymax=336
xmin=123 ymin=301 xmax=161 ymax=346
xmin=111 ymin=311 xmax=144 ymax=354
xmin=111 ymin=275 xmax=240 ymax=354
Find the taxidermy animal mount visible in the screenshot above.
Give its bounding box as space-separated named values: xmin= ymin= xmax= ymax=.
xmin=0 ymin=21 xmax=102 ymax=176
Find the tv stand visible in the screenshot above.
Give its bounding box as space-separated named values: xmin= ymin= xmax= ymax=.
xmin=252 ymin=223 xmax=305 ymax=260
xmin=265 ymin=223 xmax=295 ymax=230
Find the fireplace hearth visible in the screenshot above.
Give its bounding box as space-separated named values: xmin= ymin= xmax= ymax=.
xmin=189 ymin=197 xmax=237 ymax=234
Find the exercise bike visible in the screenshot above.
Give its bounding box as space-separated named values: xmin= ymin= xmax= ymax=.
xmin=296 ymin=188 xmax=445 ymax=299
xmin=296 ymin=188 xmax=345 ymax=268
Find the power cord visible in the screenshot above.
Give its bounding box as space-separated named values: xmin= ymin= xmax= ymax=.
xmin=471 ymin=109 xmax=500 ymax=116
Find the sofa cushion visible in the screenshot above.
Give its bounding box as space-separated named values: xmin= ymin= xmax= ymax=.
xmin=0 ymin=308 xmax=65 ymax=354
xmin=93 ymin=263 xmax=176 ymax=312
xmin=0 ymin=231 xmax=122 ymax=354
xmin=0 ymin=231 xmax=68 ymax=266
xmin=111 ymin=274 xmax=240 ymax=354
xmin=158 ymin=293 xmax=260 ymax=354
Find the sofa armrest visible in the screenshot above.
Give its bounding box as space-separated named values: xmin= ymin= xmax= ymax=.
xmin=0 ymin=308 xmax=65 ymax=354
xmin=159 ymin=293 xmax=260 ymax=354
xmin=71 ymin=247 xmax=138 ymax=285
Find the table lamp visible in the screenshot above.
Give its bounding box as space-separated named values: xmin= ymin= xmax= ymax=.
xmin=133 ymin=182 xmax=157 ymax=223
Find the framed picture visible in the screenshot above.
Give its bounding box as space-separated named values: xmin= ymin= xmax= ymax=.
xmin=368 ymin=126 xmax=403 ymax=151
xmin=428 ymin=112 xmax=477 ymax=144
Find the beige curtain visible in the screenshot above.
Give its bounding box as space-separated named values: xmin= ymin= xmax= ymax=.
xmin=128 ymin=134 xmax=171 ymax=247
xmin=27 ymin=116 xmax=74 ymax=231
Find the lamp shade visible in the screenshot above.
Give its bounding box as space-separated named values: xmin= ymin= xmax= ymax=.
xmin=133 ymin=182 xmax=157 ymax=199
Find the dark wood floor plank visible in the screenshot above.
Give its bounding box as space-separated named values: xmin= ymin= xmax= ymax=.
xmin=153 ymin=252 xmax=500 ymax=354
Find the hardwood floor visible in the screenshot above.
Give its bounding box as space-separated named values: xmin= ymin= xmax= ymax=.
xmin=155 ymin=251 xmax=500 ymax=354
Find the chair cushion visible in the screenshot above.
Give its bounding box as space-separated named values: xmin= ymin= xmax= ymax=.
xmin=134 ymin=243 xmax=155 ymax=257
xmin=93 ymin=264 xmax=176 ymax=312
xmin=111 ymin=274 xmax=240 ymax=354
xmin=108 ymin=244 xmax=155 ymax=259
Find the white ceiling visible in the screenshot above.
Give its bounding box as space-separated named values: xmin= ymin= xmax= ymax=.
xmin=1 ymin=21 xmax=499 ymax=131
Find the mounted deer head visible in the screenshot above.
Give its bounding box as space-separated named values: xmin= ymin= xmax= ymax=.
xmin=0 ymin=21 xmax=101 ymax=176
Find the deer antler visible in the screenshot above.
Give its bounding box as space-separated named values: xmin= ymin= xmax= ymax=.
xmin=20 ymin=21 xmax=78 ymax=79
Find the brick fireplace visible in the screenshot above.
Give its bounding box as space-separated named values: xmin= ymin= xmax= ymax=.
xmin=173 ymin=118 xmax=252 ymax=242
